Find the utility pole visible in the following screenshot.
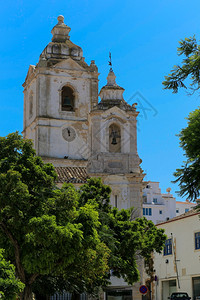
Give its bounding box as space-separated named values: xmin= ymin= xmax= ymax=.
xmin=171 ymin=233 xmax=180 ymax=289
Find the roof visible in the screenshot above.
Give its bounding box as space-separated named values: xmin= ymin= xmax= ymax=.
xmin=55 ymin=166 xmax=89 ymax=184
xmin=176 ymin=201 xmax=196 ymax=205
xmin=156 ymin=207 xmax=200 ymax=226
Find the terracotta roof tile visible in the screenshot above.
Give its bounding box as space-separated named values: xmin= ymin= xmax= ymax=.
xmin=176 ymin=201 xmax=196 ymax=205
xmin=55 ymin=167 xmax=89 ymax=184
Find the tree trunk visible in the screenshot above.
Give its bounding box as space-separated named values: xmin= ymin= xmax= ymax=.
xmin=20 ymin=285 xmax=34 ymax=300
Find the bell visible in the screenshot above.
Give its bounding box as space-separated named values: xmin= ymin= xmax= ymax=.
xmin=111 ymin=137 xmax=117 ymax=145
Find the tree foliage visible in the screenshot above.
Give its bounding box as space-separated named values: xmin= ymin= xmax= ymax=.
xmin=79 ymin=178 xmax=166 ymax=285
xmin=163 ymin=36 xmax=200 ymax=200
xmin=163 ymin=36 xmax=200 ymax=94
xmin=0 ymin=249 xmax=24 ymax=299
xmin=173 ymin=108 xmax=200 ymax=200
xmin=0 ymin=132 xmax=166 ymax=299
xmin=33 ymin=178 xmax=166 ymax=299
xmin=0 ymin=132 xmax=110 ymax=299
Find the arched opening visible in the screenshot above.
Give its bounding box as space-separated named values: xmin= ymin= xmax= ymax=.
xmin=61 ymin=86 xmax=75 ymax=111
xmin=109 ymin=123 xmax=121 ymax=153
xmin=114 ymin=195 xmax=118 ymax=208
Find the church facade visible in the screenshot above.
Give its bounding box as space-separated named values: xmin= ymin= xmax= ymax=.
xmin=23 ymin=15 xmax=145 ymax=300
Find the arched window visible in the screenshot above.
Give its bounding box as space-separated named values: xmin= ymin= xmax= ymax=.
xmin=115 ymin=195 xmax=118 ymax=208
xmin=61 ymin=86 xmax=75 ymax=111
xmin=109 ymin=123 xmax=121 ymax=153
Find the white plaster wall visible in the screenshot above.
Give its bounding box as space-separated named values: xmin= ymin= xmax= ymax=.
xmin=36 ymin=118 xmax=89 ymax=159
xmin=143 ymin=204 xmax=166 ymax=224
xmin=164 ymin=195 xmax=176 ymax=219
xmin=143 ymin=182 xmax=163 ymax=205
xmin=143 ymin=182 xmax=176 ymax=224
xmin=24 ymin=124 xmax=36 ymax=149
xmin=24 ymin=79 xmax=37 ymax=129
xmin=104 ymin=175 xmax=130 ymax=210
xmin=154 ymin=213 xmax=200 ymax=300
xmin=37 ymin=72 xmax=91 ymax=119
xmin=176 ymin=201 xmax=196 ymax=215
xmin=103 ymin=175 xmax=142 ymax=215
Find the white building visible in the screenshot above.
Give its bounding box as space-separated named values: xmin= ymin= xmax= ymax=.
xmin=176 ymin=200 xmax=196 ymax=216
xmin=143 ymin=181 xmax=196 ymax=224
xmin=143 ymin=182 xmax=176 ymax=224
xmin=152 ymin=209 xmax=200 ymax=300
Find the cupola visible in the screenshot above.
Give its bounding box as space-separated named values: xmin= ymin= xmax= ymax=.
xmin=37 ymin=15 xmax=84 ymax=67
xmin=97 ymin=68 xmax=136 ymax=111
xmin=99 ymin=68 xmax=125 ymax=102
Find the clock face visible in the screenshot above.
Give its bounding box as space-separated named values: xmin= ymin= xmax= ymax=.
xmin=62 ymin=127 xmax=76 ymax=142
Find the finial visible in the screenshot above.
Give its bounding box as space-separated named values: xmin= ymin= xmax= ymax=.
xmin=57 ymin=15 xmax=64 ymax=24
xmin=51 ymin=15 xmax=71 ymax=42
xmin=108 ymin=52 xmax=113 ymax=71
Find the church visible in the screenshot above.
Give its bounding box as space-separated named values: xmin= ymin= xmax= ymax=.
xmin=23 ymin=15 xmax=145 ymax=300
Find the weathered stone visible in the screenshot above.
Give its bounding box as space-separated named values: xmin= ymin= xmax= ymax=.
xmin=23 ymin=16 xmax=145 ymax=300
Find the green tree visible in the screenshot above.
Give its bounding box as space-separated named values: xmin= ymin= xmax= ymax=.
xmin=0 ymin=132 xmax=110 ymax=300
xmin=0 ymin=133 xmax=166 ymax=300
xmin=163 ymin=36 xmax=200 ymax=94
xmin=79 ymin=178 xmax=166 ymax=285
xmin=33 ymin=178 xmax=166 ymax=300
xmin=163 ymin=36 xmax=200 ymax=200
xmin=0 ymin=249 xmax=24 ymax=299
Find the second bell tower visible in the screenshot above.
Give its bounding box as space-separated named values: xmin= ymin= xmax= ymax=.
xmin=88 ymin=67 xmax=145 ymax=215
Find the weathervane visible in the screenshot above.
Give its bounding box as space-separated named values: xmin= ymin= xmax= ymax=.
xmin=108 ymin=52 xmax=113 ymax=70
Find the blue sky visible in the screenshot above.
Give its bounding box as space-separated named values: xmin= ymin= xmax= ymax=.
xmin=0 ymin=0 xmax=200 ymax=200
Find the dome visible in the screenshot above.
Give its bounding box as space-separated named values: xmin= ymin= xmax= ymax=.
xmin=37 ymin=15 xmax=83 ymax=67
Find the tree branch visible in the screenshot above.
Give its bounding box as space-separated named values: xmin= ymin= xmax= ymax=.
xmin=0 ymin=222 xmax=26 ymax=283
xmin=28 ymin=273 xmax=39 ymax=285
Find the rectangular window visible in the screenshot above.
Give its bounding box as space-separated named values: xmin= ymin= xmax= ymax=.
xmin=164 ymin=238 xmax=172 ymax=256
xmin=143 ymin=208 xmax=152 ymax=216
xmin=185 ymin=208 xmax=189 ymax=213
xmin=195 ymin=232 xmax=200 ymax=250
xmin=176 ymin=209 xmax=179 ymax=213
xmin=153 ymin=198 xmax=157 ymax=203
xmin=159 ymin=210 xmax=162 ymax=214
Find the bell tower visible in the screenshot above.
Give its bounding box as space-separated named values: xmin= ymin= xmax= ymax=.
xmin=23 ymin=15 xmax=99 ymax=160
xmin=88 ymin=67 xmax=145 ymax=215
